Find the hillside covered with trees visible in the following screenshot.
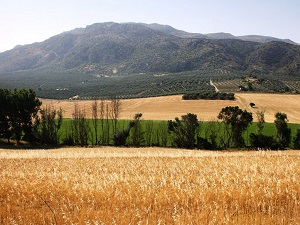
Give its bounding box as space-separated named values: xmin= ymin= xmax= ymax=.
xmin=0 ymin=23 xmax=300 ymax=99
xmin=1 ymin=22 xmax=299 ymax=75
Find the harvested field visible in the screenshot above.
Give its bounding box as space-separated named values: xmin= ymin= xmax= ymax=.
xmin=0 ymin=147 xmax=299 ymax=224
xmin=42 ymin=93 xmax=300 ymax=123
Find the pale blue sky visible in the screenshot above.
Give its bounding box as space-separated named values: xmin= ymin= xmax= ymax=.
xmin=0 ymin=0 xmax=299 ymax=52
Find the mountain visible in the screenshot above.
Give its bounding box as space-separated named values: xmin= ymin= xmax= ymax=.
xmin=142 ymin=23 xmax=207 ymax=39
xmin=0 ymin=22 xmax=300 ymax=99
xmin=238 ymin=35 xmax=297 ymax=45
xmin=0 ymin=22 xmax=299 ymax=76
xmin=204 ymin=32 xmax=238 ymax=40
xmin=141 ymin=23 xmax=298 ymax=45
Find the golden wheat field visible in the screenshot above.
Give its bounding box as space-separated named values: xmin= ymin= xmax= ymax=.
xmin=1 ymin=147 xmax=300 ymax=224
xmin=42 ymin=93 xmax=300 ymax=123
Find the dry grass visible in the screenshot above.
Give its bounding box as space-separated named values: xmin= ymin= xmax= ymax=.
xmin=42 ymin=93 xmax=300 ymax=123
xmin=1 ymin=147 xmax=300 ymax=224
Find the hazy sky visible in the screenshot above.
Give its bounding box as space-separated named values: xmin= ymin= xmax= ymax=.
xmin=0 ymin=0 xmax=299 ymax=52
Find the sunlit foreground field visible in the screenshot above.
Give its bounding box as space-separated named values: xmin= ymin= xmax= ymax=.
xmin=1 ymin=147 xmax=300 ymax=224
xmin=42 ymin=93 xmax=300 ymax=123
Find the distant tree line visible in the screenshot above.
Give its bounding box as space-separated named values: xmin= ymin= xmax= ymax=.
xmin=182 ymin=91 xmax=235 ymax=100
xmin=1 ymin=88 xmax=300 ymax=150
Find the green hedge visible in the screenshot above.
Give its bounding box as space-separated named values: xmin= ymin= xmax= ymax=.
xmin=182 ymin=91 xmax=235 ymax=100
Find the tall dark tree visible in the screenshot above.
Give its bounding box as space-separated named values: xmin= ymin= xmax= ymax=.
xmin=256 ymin=111 xmax=265 ymax=135
xmin=130 ymin=113 xmax=144 ymax=147
xmin=274 ymin=112 xmax=291 ymax=149
xmin=70 ymin=103 xmax=90 ymax=147
xmin=11 ymin=89 xmax=42 ymax=143
xmin=217 ymin=106 xmax=253 ymax=148
xmin=249 ymin=110 xmax=277 ymax=149
xmin=0 ymin=89 xmax=41 ymax=144
xmin=168 ymin=113 xmax=199 ymax=149
xmin=91 ymin=100 xmax=99 ymax=145
xmin=35 ymin=105 xmax=63 ymax=145
xmin=99 ymin=99 xmax=105 ymax=145
xmin=204 ymin=120 xmax=221 ymax=149
xmin=113 ymin=121 xmax=135 ymax=147
xmin=105 ymin=104 xmax=111 ymax=145
xmin=0 ymin=89 xmax=11 ymax=142
xmin=110 ymin=97 xmax=121 ymax=135
xmin=293 ymin=129 xmax=300 ymax=149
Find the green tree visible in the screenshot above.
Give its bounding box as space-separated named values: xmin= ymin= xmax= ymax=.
xmin=13 ymin=89 xmax=41 ymax=143
xmin=104 ymin=104 xmax=111 ymax=145
xmin=217 ymin=106 xmax=253 ymax=148
xmin=70 ymin=104 xmax=90 ymax=147
xmin=113 ymin=128 xmax=130 ymax=146
xmin=110 ymin=97 xmax=121 ymax=135
xmin=249 ymin=110 xmax=278 ymax=149
xmin=204 ymin=120 xmax=221 ymax=149
xmin=256 ymin=111 xmax=265 ymax=135
xmin=91 ymin=100 xmax=99 ymax=145
xmin=35 ymin=105 xmax=63 ymax=145
xmin=130 ymin=113 xmax=144 ymax=147
xmin=10 ymin=89 xmax=42 ymax=144
xmin=274 ymin=112 xmax=291 ymax=149
xmin=0 ymin=89 xmax=11 ymax=142
xmin=113 ymin=121 xmax=134 ymax=146
xmin=168 ymin=113 xmax=199 ymax=149
xmin=0 ymin=89 xmax=41 ymax=145
xmin=293 ymin=129 xmax=300 ymax=149
xmin=99 ymin=99 xmax=105 ymax=145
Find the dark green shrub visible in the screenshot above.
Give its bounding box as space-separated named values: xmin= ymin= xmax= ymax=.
xmin=113 ymin=129 xmax=130 ymax=146
xmin=197 ymin=137 xmax=213 ymax=150
xmin=249 ymin=133 xmax=279 ymax=150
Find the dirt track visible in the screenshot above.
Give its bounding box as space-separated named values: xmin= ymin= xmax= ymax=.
xmin=42 ymin=93 xmax=300 ymax=123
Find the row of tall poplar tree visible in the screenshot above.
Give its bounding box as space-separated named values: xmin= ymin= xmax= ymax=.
xmin=1 ymin=88 xmax=300 ymax=149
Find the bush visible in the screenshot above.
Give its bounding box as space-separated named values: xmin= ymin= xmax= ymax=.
xmin=249 ymin=133 xmax=279 ymax=150
xmin=113 ymin=129 xmax=130 ymax=146
xmin=197 ymin=137 xmax=213 ymax=150
xmin=62 ymin=135 xmax=75 ymax=146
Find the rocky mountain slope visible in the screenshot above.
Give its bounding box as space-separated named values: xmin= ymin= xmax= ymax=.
xmin=0 ymin=22 xmax=299 ymax=77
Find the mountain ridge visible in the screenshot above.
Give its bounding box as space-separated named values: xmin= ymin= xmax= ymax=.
xmin=0 ymin=22 xmax=299 ymax=76
xmin=2 ymin=22 xmax=298 ymax=55
xmin=139 ymin=23 xmax=298 ymax=45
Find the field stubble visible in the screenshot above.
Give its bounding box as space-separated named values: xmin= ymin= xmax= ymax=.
xmin=42 ymin=93 xmax=300 ymax=123
xmin=0 ymin=147 xmax=300 ymax=224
